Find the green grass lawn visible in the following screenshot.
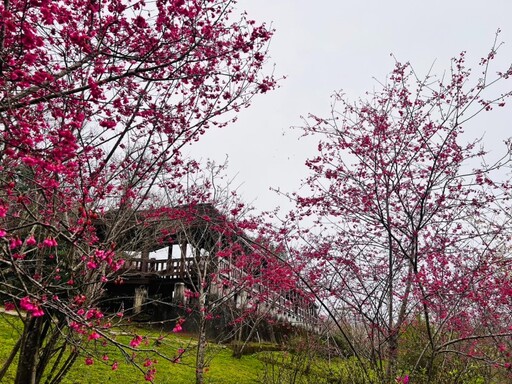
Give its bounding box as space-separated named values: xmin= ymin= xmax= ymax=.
xmin=0 ymin=312 xmax=264 ymax=383
xmin=62 ymin=344 xmax=264 ymax=384
xmin=0 ymin=311 xmax=389 ymax=384
xmin=0 ymin=311 xmax=371 ymax=384
xmin=5 ymin=311 xmax=499 ymax=384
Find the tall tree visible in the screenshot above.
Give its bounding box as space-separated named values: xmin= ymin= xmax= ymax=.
xmin=0 ymin=0 xmax=275 ymax=382
xmin=291 ymin=38 xmax=512 ymax=383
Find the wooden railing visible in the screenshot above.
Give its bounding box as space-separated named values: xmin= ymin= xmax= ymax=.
xmin=122 ymin=256 xmax=319 ymax=328
xmin=122 ymin=257 xmax=195 ymax=279
xmin=123 ymin=256 xmax=241 ymax=279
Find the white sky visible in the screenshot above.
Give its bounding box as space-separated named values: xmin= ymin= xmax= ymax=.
xmin=185 ymin=0 xmax=512 ymax=214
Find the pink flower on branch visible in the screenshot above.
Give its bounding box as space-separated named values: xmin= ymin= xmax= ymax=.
xmin=172 ymin=318 xmax=185 ymax=333
xmin=19 ymin=296 xmax=44 ymax=317
xmin=25 ymin=236 xmax=37 ymax=246
xmin=88 ymin=331 xmax=101 ymax=340
xmin=144 ymin=368 xmax=156 ymax=382
xmin=130 ymin=335 xmax=143 ymax=348
xmin=42 ymin=238 xmax=58 ymax=247
xmin=396 ymin=375 xmax=410 ymax=384
xmin=9 ymin=238 xmax=22 ymax=249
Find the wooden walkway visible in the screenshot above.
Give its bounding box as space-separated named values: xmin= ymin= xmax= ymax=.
xmin=119 ymin=256 xmax=318 ymax=328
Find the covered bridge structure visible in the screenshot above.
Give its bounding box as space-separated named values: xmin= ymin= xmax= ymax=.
xmin=98 ymin=204 xmax=318 ymax=334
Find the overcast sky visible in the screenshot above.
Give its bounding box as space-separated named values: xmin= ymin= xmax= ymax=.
xmin=186 ymin=0 xmax=512 ymax=213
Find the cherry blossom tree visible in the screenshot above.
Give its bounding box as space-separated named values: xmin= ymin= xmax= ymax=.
xmin=290 ymin=37 xmax=512 ymax=383
xmin=149 ymin=161 xmax=307 ymax=384
xmin=0 ymin=0 xmax=276 ymax=382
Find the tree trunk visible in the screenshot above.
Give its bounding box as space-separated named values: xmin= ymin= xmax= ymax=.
xmin=15 ymin=316 xmax=43 ymax=384
xmin=195 ymin=291 xmax=207 ymax=384
xmin=387 ymin=328 xmax=398 ymax=383
xmin=386 ymin=233 xmax=397 ymax=383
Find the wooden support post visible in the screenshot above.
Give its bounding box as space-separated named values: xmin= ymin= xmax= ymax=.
xmin=209 ymin=282 xmax=219 ymax=297
xmin=173 ymin=282 xmax=186 ymax=305
xmin=235 ymin=290 xmax=247 ymax=309
xmin=133 ymin=286 xmax=148 ymax=315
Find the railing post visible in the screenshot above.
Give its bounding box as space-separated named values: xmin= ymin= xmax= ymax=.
xmin=166 ymin=245 xmax=173 ymax=274
xmin=141 ymin=248 xmax=149 ymax=273
xmin=179 ymin=243 xmax=187 ymax=279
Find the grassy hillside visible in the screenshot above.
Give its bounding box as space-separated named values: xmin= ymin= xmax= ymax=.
xmin=1 ymin=312 xmax=506 ymax=384
xmin=0 ymin=312 xmax=264 ymax=384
